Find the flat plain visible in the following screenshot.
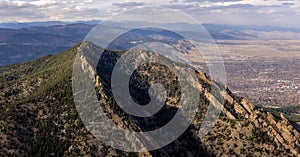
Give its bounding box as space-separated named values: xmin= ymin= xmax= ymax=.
xmin=216 ymin=36 xmax=300 ymax=111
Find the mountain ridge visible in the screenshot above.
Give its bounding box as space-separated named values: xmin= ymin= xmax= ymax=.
xmin=0 ymin=43 xmax=299 ymax=156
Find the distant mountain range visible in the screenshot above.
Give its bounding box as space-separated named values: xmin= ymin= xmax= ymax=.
xmin=202 ymin=23 xmax=300 ymax=33
xmin=0 ymin=21 xmax=300 ymax=66
xmin=0 ymin=20 xmax=101 ymax=29
xmin=0 ymin=23 xmax=95 ymax=66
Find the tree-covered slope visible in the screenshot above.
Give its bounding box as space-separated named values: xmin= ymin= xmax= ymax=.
xmin=0 ymin=43 xmax=299 ymax=156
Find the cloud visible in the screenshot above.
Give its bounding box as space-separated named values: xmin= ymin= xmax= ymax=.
xmin=0 ymin=1 xmax=47 ymax=20
xmin=170 ymin=0 xmax=179 ymax=3
xmin=112 ymin=2 xmax=145 ymax=8
xmin=0 ymin=0 xmax=299 ymax=27
xmin=282 ymin=2 xmax=295 ymax=5
xmin=0 ymin=0 xmax=111 ymax=22
xmin=163 ymin=0 xmax=300 ymax=27
xmin=183 ymin=0 xmax=243 ymax=2
xmin=163 ymin=4 xmax=198 ymax=9
xmin=0 ymin=0 xmax=34 ymax=9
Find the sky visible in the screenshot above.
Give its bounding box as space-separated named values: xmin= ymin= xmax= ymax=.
xmin=0 ymin=0 xmax=300 ymax=27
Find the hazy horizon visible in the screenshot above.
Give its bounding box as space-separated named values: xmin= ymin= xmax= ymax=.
xmin=1 ymin=20 xmax=300 ymax=30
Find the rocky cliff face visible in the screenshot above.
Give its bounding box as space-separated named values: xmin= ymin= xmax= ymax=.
xmin=0 ymin=43 xmax=299 ymax=156
xmin=198 ymin=72 xmax=300 ymax=156
xmin=82 ymin=42 xmax=300 ymax=156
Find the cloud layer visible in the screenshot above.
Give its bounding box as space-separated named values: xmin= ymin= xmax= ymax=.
xmin=0 ymin=0 xmax=299 ymax=27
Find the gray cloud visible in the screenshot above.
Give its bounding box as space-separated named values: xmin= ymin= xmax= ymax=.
xmin=282 ymin=2 xmax=295 ymax=5
xmin=0 ymin=0 xmax=109 ymax=22
xmin=0 ymin=1 xmax=34 ymax=9
xmin=166 ymin=1 xmax=300 ymax=27
xmin=212 ymin=4 xmax=283 ymax=9
xmin=0 ymin=1 xmax=47 ymax=21
xmin=184 ymin=0 xmax=243 ymax=2
xmin=170 ymin=0 xmax=179 ymax=3
xmin=163 ymin=3 xmax=283 ymax=11
xmin=112 ymin=2 xmax=145 ymax=8
xmin=163 ymin=4 xmax=198 ymax=9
